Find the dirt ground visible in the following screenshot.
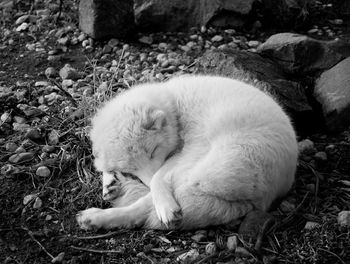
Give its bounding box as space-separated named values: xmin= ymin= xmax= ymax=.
xmin=1 ymin=1 xmax=350 ymax=264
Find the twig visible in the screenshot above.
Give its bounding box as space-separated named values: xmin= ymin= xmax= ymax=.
xmin=318 ymin=248 xmax=346 ymax=264
xmin=48 ymin=78 xmax=77 ymax=107
xmin=75 ymin=230 xmax=127 ymax=240
xmin=22 ymin=226 xmax=54 ymax=260
xmin=55 ymin=0 xmax=63 ymax=24
xmin=70 ymin=245 xmax=123 ymax=254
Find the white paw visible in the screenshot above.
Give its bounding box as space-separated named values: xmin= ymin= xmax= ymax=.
xmin=76 ymin=208 xmax=105 ymax=230
xmin=153 ymin=195 xmax=182 ymax=227
xmin=103 ymin=184 xmax=121 ymax=201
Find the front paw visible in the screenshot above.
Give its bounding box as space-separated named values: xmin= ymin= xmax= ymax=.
xmin=76 ymin=208 xmax=105 ymax=230
xmin=103 ymin=184 xmax=121 ymax=201
xmin=153 ymin=195 xmax=182 ymax=227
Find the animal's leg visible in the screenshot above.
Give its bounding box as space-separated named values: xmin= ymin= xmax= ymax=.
xmin=77 ymin=193 xmax=163 ymax=230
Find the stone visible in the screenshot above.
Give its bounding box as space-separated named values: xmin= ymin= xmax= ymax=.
xmin=176 ymin=249 xmax=200 ymax=262
xmin=257 ymin=33 xmax=350 ymax=74
xmin=298 ymin=139 xmax=316 ymax=155
xmin=191 ymin=230 xmax=207 ymax=242
xmin=33 ymin=197 xmax=42 ymax=209
xmin=196 ymin=49 xmax=314 ymax=134
xmin=59 ymin=64 xmax=80 ymax=80
xmin=1 ymin=164 xmax=19 ymax=175
xmin=227 ymin=235 xmax=238 ymax=251
xmin=211 ymin=35 xmax=223 ymax=42
xmin=9 ymin=152 xmax=35 ymax=164
xmin=16 ymin=22 xmax=29 ymax=32
xmin=23 ymin=194 xmax=38 ymax=205
xmin=304 ymin=221 xmax=320 ymax=230
xmin=5 ymin=142 xmax=18 ymax=152
xmin=337 ymin=211 xmax=350 ymax=227
xmin=280 ymin=200 xmax=296 ymax=213
xmin=134 ymin=0 xmax=255 ymax=32
xmin=34 ymin=81 xmax=50 ymax=87
xmin=79 ymin=0 xmax=135 ymax=39
xmin=36 ymin=166 xmax=51 ymax=177
xmin=313 ymin=57 xmax=350 ymax=132
xmin=45 ymin=67 xmax=57 ymax=78
xmin=25 ymin=128 xmax=42 ymax=140
xmin=314 ymin=151 xmax=327 ymax=161
xmin=52 ymin=252 xmax=65 ymax=263
xmin=205 ymin=242 xmax=217 ymax=255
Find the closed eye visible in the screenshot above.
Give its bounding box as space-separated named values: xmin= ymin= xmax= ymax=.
xmin=150 ymin=145 xmax=159 ymax=159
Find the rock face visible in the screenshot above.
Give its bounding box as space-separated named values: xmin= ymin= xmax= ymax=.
xmin=196 ymin=49 xmax=314 ymax=133
xmin=79 ymin=0 xmax=135 ymax=39
xmin=257 ymin=33 xmax=350 ymax=75
xmin=134 ymin=0 xmax=255 ymax=32
xmin=313 ymin=57 xmax=350 ymax=132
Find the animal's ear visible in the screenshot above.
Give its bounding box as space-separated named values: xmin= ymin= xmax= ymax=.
xmin=142 ymin=109 xmax=167 ymax=130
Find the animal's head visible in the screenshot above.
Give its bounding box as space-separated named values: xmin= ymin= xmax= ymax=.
xmin=90 ymin=99 xmax=178 ymax=185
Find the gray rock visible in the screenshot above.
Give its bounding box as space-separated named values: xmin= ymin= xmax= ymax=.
xmin=176 ymin=249 xmax=200 ymax=262
xmin=36 ymin=166 xmax=51 ymax=177
xmin=337 ymin=211 xmax=350 ymax=227
xmin=79 ymin=0 xmax=135 ymax=39
xmin=191 ymin=230 xmax=207 ymax=242
xmin=134 ymin=0 xmax=255 ymax=32
xmin=45 ymin=67 xmax=57 ymax=78
xmin=313 ymin=57 xmax=350 ymax=132
xmin=257 ymin=33 xmax=350 ymax=74
xmin=227 ymin=235 xmax=238 ymax=251
xmin=196 ymin=49 xmax=313 ymax=133
xmin=59 ymin=64 xmax=80 ymax=80
xmin=25 ymin=128 xmax=42 ymax=140
xmin=298 ymin=139 xmax=316 ymax=155
xmin=205 ymin=242 xmax=217 ymax=255
xmin=304 ymin=221 xmax=320 ymax=230
xmin=9 ymin=152 xmax=35 ymax=164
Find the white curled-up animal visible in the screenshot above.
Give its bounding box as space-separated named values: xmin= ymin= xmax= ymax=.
xmin=77 ymin=75 xmax=298 ymax=230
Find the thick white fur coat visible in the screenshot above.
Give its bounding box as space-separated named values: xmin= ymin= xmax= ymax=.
xmin=77 ymin=75 xmax=298 ymax=230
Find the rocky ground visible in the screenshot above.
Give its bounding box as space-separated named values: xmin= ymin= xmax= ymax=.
xmin=0 ymin=1 xmax=350 ymax=264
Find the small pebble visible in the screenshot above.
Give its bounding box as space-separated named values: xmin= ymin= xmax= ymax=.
xmin=227 ymin=235 xmax=238 ymax=251
xmin=33 ymin=197 xmax=43 ymax=209
xmin=25 ymin=128 xmax=42 ymax=140
xmin=337 ymin=211 xmax=350 ymax=227
xmin=176 ymin=249 xmax=200 ymax=262
xmin=1 ymin=112 xmax=12 ymax=123
xmin=9 ymin=152 xmax=34 ymax=164
xmin=205 ymin=242 xmax=217 ymax=255
xmin=42 ymin=145 xmax=55 ymax=153
xmin=304 ymin=221 xmax=320 ymax=230
xmin=280 ymin=200 xmax=296 ymax=213
xmin=45 ymin=67 xmax=57 ymax=78
xmin=23 ymin=193 xmax=38 ymax=205
xmin=5 ymin=142 xmax=18 ymax=152
xmin=235 ymin=247 xmax=250 ymax=257
xmin=298 ymin=139 xmax=316 ymax=155
xmin=51 ymin=252 xmax=65 ymax=263
xmin=191 ymin=230 xmax=207 ymax=242
xmin=59 ymin=64 xmax=80 ymax=80
xmin=36 ymin=166 xmax=51 ymax=177
xmin=45 ymin=214 xmax=53 ymax=221
xmin=314 ymin=151 xmax=327 ymax=161
xmin=211 ymin=35 xmax=223 ymax=42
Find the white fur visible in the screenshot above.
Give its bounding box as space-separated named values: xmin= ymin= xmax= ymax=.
xmin=77 ymin=75 xmax=298 ymax=230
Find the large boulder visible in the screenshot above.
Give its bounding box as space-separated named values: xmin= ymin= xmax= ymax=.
xmin=79 ymin=0 xmax=135 ymax=39
xmin=313 ymin=57 xmax=350 ymax=132
xmin=196 ymin=49 xmax=316 ymax=135
xmin=257 ymin=33 xmax=350 ymax=75
xmin=134 ymin=0 xmax=255 ymax=32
